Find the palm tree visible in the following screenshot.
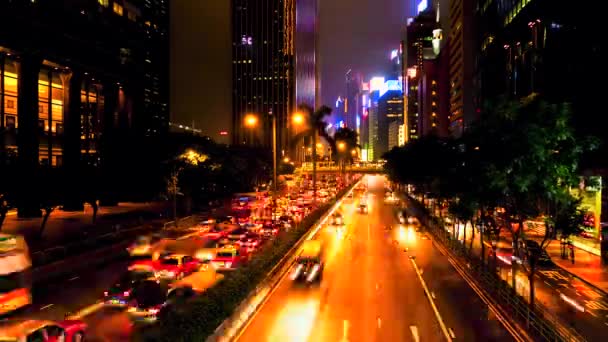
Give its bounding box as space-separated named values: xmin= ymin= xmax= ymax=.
xmin=291 ymin=104 xmax=333 ymax=204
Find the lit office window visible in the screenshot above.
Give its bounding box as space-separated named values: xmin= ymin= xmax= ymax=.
xmin=2 ymin=57 xmax=19 ymax=133
xmin=113 ymin=3 xmax=124 ymax=15
xmin=98 ymin=0 xmax=109 ymax=7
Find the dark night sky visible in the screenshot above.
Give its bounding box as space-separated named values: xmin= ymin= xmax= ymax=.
xmin=171 ymin=0 xmax=412 ymax=139
xmin=319 ymin=0 xmax=411 ymax=108
xmin=170 ymin=1 xmax=231 ymax=142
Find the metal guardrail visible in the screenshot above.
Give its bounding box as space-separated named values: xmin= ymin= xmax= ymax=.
xmin=406 ymin=196 xmax=586 ymax=342
xmin=31 ymin=214 xmax=202 ymax=268
xmin=206 ymin=179 xmax=361 ymax=342
xmin=30 ymin=224 xmax=152 ymax=267
xmin=162 ymin=215 xmax=198 ymax=230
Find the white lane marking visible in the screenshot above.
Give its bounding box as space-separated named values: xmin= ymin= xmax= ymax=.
xmin=40 ymin=304 xmax=54 ymax=311
xmin=343 ymin=319 xmax=350 ymax=341
xmin=604 ymin=322 xmax=608 ymax=326
xmin=544 ymin=281 xmax=552 ymax=287
xmin=375 ymin=283 xmax=379 ymax=290
xmin=66 ymin=302 xmax=105 ymax=319
xmin=448 ymin=328 xmax=456 ymax=339
xmin=431 ymin=292 xmax=436 ymax=299
xmin=69 ymin=276 xmax=79 ymax=281
xmin=410 ymin=325 xmax=420 ymax=342
xmin=377 ymin=317 xmax=382 ymax=328
xmin=410 ymin=259 xmax=453 ymax=342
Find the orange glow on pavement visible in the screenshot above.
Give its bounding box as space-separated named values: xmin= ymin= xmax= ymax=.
xmin=268 ymin=299 xmax=319 ymax=342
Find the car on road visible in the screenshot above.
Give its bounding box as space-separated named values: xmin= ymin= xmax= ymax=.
xmin=290 ymin=240 xmax=324 ymax=283
xmin=330 ymin=212 xmax=343 ymax=226
xmin=358 ymin=203 xmax=368 ymax=214
xmin=226 ymin=228 xmax=249 ymax=244
xmin=202 ymin=225 xmax=229 ymax=240
xmin=237 ymin=232 xmax=263 ymax=252
xmin=127 ymin=234 xmax=164 ymax=258
xmin=127 ymin=279 xmax=169 ymax=323
xmin=170 ymin=266 xmax=224 ymax=295
xmin=259 ymin=223 xmax=280 ymax=238
xmin=131 ymin=254 xmax=200 ymax=280
xmin=0 ymin=319 xmax=87 ymax=342
xmin=211 ymin=246 xmax=246 ymax=271
xmin=104 ymin=269 xmax=156 ymax=306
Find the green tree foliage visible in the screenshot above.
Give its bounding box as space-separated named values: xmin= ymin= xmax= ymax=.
xmin=384 ymin=94 xmax=596 ymax=307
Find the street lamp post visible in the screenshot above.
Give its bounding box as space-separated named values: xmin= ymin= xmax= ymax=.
xmin=271 ymin=110 xmax=277 ymax=195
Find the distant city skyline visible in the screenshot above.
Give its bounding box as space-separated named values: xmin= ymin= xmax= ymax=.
xmin=320 ymin=0 xmax=410 ymax=112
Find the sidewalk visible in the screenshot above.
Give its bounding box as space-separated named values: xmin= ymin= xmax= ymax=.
xmin=543 ymin=238 xmax=608 ymax=293
xmin=1 ymin=202 xmax=169 ymax=252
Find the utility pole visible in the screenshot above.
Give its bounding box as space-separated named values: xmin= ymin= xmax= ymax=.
xmin=271 ymin=110 xmax=278 ymax=219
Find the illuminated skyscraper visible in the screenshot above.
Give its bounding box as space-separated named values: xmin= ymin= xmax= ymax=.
xmin=448 ymin=0 xmax=475 ymax=136
xmin=232 ymin=0 xmax=318 ymax=152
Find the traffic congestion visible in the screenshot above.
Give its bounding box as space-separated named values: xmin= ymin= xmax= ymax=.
xmin=0 ymin=174 xmax=358 ymax=341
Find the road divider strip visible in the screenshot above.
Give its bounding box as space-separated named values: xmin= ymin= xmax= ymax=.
xmin=208 ymin=180 xmax=361 ymax=342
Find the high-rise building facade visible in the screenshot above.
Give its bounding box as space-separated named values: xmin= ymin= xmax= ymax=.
xmin=0 ymin=0 xmax=169 ymax=216
xmin=448 ymin=0 xmax=475 ymax=136
xmin=232 ymin=0 xmax=318 ymax=153
xmin=377 ymin=85 xmax=403 ymax=159
xmin=403 ymin=8 xmax=436 ymax=142
xmin=344 ymin=69 xmax=360 ymax=129
xmin=142 ymin=0 xmax=169 ymax=137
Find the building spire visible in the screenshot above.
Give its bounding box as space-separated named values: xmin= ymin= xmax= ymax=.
xmin=436 ymin=1 xmax=440 ymax=23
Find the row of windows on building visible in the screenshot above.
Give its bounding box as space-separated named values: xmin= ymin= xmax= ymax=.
xmin=1 ymin=57 xmax=102 ymax=166
xmin=97 ymin=0 xmax=162 ymax=31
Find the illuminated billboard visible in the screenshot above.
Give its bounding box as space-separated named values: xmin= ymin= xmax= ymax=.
xmin=390 ymin=49 xmax=398 ymax=60
xmin=417 ymin=0 xmax=428 ymax=14
xmin=370 ymin=77 xmax=385 ymax=92
xmin=379 ymin=80 xmax=403 ymax=98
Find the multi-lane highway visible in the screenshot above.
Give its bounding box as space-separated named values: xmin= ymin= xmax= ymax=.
xmin=236 ymin=175 xmax=516 ymax=342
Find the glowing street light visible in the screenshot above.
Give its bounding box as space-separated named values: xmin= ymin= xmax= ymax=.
xmin=292 ymin=112 xmax=305 ymax=126
xmin=337 ymin=141 xmax=346 ymax=151
xmin=244 ymin=113 xmax=258 ymax=128
xmin=284 ymin=157 xmax=290 ymax=163
xmin=351 ymin=149 xmax=357 ymax=156
xmin=316 ymin=143 xmax=323 ymax=149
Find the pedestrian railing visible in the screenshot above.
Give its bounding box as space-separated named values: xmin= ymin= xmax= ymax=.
xmin=406 ymin=195 xmax=586 ymax=342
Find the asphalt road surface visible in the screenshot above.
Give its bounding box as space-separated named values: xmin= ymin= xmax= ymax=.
xmin=236 ymin=175 xmax=515 ymax=342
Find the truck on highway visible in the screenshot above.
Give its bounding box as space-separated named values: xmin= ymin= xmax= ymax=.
xmin=290 ymin=240 xmax=324 ymax=283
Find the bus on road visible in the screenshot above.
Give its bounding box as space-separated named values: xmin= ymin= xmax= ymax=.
xmin=0 ymin=234 xmax=32 ymax=316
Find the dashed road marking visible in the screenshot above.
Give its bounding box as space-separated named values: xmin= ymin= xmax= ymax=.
xmin=410 ymin=325 xmax=420 ymax=342
xmin=431 ymin=292 xmax=436 ymax=299
xmin=377 ymin=317 xmax=382 ymax=328
xmin=448 ymin=328 xmax=456 ymax=339
xmin=40 ymin=304 xmax=54 ymax=311
xmin=341 ymin=319 xmax=350 ymax=341
xmin=69 ymin=276 xmax=79 ymax=281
